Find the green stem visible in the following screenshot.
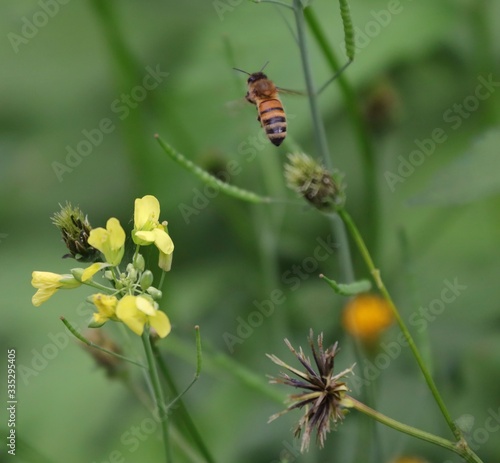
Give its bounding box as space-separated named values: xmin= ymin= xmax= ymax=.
xmin=337 ymin=208 xmax=462 ymax=441
xmin=60 ymin=317 xmax=147 ymax=369
xmin=344 ymin=396 xmax=483 ymax=463
xmin=142 ymin=328 xmax=170 ymax=463
xmin=293 ymin=1 xmax=354 ymax=283
xmin=152 ymin=328 xmax=215 ymax=463
xmin=304 ymin=7 xmax=379 ymax=255
xmin=88 ymin=0 xmax=155 ymax=188
xmin=293 ymin=0 xmax=331 ymax=169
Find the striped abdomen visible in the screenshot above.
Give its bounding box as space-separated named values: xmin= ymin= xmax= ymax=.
xmin=257 ymin=98 xmax=287 ymax=146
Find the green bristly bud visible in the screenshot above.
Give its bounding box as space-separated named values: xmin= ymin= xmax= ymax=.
xmin=51 ymin=202 xmax=98 ymax=262
xmin=284 ymin=153 xmax=346 ymax=211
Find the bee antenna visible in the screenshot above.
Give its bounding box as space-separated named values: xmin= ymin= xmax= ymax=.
xmin=260 ymin=61 xmax=270 ymax=72
xmin=233 ymin=67 xmax=251 ymax=76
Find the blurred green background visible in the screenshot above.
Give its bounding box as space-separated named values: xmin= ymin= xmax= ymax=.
xmin=1 ymin=0 xmax=500 ymax=462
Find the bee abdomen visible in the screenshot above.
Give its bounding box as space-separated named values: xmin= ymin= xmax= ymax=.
xmin=258 ymin=99 xmax=287 ymax=146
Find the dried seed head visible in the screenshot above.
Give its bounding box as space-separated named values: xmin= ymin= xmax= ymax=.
xmin=51 ymin=202 xmax=98 ymax=262
xmin=267 ymin=330 xmax=354 ymax=452
xmin=284 ymin=153 xmax=345 ymax=211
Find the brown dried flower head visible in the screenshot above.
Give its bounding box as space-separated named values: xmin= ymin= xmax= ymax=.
xmin=267 ymin=330 xmax=355 ymax=452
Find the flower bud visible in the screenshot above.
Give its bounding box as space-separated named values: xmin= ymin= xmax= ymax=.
xmin=140 ymin=270 xmax=154 ymax=290
xmin=133 ymin=253 xmax=145 ymax=272
xmin=146 ymin=286 xmax=162 ymax=300
xmin=126 ymin=263 xmax=137 ymax=282
xmin=70 ymin=267 xmax=86 ymax=282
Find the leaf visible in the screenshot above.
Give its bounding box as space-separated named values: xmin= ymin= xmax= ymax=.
xmin=320 ymin=274 xmax=371 ymax=296
xmin=409 ymin=129 xmax=500 ymax=206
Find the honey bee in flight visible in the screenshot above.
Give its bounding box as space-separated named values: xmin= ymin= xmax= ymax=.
xmin=234 ymin=63 xmax=292 ymax=147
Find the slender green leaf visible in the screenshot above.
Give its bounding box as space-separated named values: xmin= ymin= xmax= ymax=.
xmin=320 ymin=274 xmax=371 ymax=296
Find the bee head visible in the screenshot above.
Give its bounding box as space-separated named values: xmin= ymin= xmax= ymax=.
xmin=247 ymin=72 xmax=267 ymax=84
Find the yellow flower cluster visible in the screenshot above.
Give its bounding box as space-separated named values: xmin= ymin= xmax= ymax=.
xmin=31 ymin=195 xmax=173 ymax=338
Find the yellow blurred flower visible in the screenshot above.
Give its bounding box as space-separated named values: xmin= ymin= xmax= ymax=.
xmin=132 ymin=195 xmax=174 ymax=271
xmin=90 ymin=293 xmax=118 ymax=326
xmin=31 ymin=271 xmax=81 ymax=307
xmin=342 ymin=293 xmax=394 ymax=344
xmin=116 ymin=294 xmax=171 ymax=338
xmin=88 ymin=218 xmax=125 ymax=266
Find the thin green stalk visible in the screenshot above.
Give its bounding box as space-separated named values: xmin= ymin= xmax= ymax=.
xmin=142 ymin=328 xmax=171 ymax=463
xmin=293 ymin=0 xmax=331 ymax=169
xmin=344 ymin=396 xmax=483 ymax=463
xmin=337 ymin=208 xmax=462 ymax=441
xmin=151 ymin=329 xmax=215 ymax=463
xmin=88 ymin=0 xmax=156 ymax=187
xmin=60 ymin=317 xmax=147 ymax=369
xmin=292 ymin=1 xmax=354 ymax=283
xmin=304 ymin=7 xmax=379 ymax=255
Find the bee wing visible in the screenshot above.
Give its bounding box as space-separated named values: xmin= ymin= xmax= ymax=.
xmin=224 ymin=97 xmax=250 ymax=116
xmin=276 ymin=87 xmax=305 ymax=96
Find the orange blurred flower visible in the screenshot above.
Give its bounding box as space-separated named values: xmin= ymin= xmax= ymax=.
xmin=342 ymin=293 xmax=394 ymax=344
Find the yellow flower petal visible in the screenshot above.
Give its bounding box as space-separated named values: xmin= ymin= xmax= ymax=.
xmin=158 ymin=250 xmax=173 ymax=272
xmin=32 ymin=271 xmax=62 ymax=288
xmin=32 ymin=287 xmax=58 ymax=307
xmin=152 ymin=228 xmax=174 ymax=255
xmin=82 ymin=263 xmax=109 ymax=282
xmin=88 ymin=218 xmax=125 ymax=266
xmin=91 ymin=293 xmax=118 ymax=320
xmin=134 ymin=230 xmax=156 ymax=245
xmin=116 ymin=295 xmax=147 ymax=336
xmin=31 ymin=271 xmax=81 ymax=307
xmin=87 ymin=228 xmax=107 ymax=252
xmin=136 ymin=296 xmax=156 ymax=316
xmin=149 ymin=310 xmax=171 ymax=338
xmin=107 ymin=218 xmax=126 ymax=250
xmin=134 ymin=195 xmax=160 ymax=230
